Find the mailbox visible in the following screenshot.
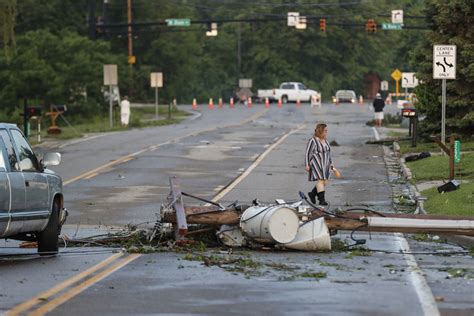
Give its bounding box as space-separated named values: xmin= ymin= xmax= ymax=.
xmin=402 ymin=108 xmax=417 ymax=117
xmin=26 ymin=106 xmax=42 ymax=117
xmin=51 ymin=105 xmax=67 ymax=112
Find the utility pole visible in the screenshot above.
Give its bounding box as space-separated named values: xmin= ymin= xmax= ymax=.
xmin=127 ymin=0 xmax=133 ymax=97
xmin=88 ymin=0 xmax=96 ymax=40
xmin=237 ymin=23 xmax=241 ymax=78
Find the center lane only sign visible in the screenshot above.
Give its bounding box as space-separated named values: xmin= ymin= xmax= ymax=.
xmin=433 ymin=45 xmax=456 ymax=79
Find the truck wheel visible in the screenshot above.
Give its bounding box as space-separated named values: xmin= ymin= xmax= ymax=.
xmin=38 ymin=200 xmax=60 ymax=256
xmin=282 ymin=96 xmax=288 ymax=104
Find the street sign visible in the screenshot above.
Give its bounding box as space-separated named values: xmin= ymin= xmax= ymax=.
xmin=239 ymin=79 xmax=252 ymax=88
xmin=391 ymin=69 xmax=402 ymax=81
xmin=166 ymin=19 xmax=191 ymax=27
xmin=287 ymin=12 xmax=299 ymax=26
xmin=150 ymin=72 xmax=163 ymax=88
xmin=382 ymin=23 xmax=402 ymax=30
xmin=391 ymin=10 xmax=403 ymax=24
xmin=454 ymin=140 xmax=460 ymax=163
xmin=103 ymin=64 xmax=117 ymax=86
xmin=401 ymin=72 xmax=419 ymax=88
xmin=380 ymin=80 xmax=389 ymax=91
xmin=433 ymin=45 xmax=456 ymax=79
xmin=295 ymin=16 xmax=307 ymax=29
xmin=128 ymin=55 xmax=136 ymax=65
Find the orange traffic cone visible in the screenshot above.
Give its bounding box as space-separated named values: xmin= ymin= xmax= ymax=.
xmin=247 ymin=97 xmax=252 ymax=108
xmin=208 ymin=98 xmax=214 ymax=109
xmin=192 ymin=98 xmax=198 ymax=110
xmin=278 ymin=98 xmax=283 ymax=108
xmin=218 ymin=98 xmax=223 ymax=108
xmin=358 ymin=95 xmax=364 ymax=105
xmin=296 ymin=98 xmax=301 ymax=107
xmin=385 ymin=95 xmax=392 ymax=105
xmin=265 ymin=97 xmax=270 ymax=108
xmin=230 ymin=97 xmax=234 ymax=108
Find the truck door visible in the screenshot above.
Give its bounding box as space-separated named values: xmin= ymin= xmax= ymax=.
xmin=9 ymin=129 xmax=49 ymax=232
xmin=288 ymin=83 xmax=298 ymax=101
xmin=0 ymin=138 xmax=10 ymax=237
xmin=0 ymin=129 xmax=25 ymax=234
xmin=297 ymin=83 xmax=308 ymax=101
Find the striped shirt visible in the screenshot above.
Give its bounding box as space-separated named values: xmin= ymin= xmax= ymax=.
xmin=305 ymin=137 xmax=332 ymax=181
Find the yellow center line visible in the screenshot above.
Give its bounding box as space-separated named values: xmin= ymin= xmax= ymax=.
xmin=6 ymin=253 xmax=124 ymax=316
xmin=28 ymin=254 xmax=141 ymax=316
xmin=84 ymin=172 xmax=98 ymax=180
xmin=62 ymin=108 xmax=268 ymax=186
xmin=211 ymin=124 xmax=305 ymax=203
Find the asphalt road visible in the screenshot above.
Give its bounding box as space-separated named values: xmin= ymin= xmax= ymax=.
xmin=1 ymin=102 xmax=472 ymax=315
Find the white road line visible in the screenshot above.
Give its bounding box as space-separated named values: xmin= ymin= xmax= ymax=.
xmin=372 ymin=127 xmax=380 ymax=141
xmin=396 ymin=234 xmax=440 ymax=316
xmin=371 ymin=126 xmax=439 ymax=316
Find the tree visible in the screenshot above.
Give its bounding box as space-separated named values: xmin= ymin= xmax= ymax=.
xmin=0 ymin=29 xmax=121 ymax=116
xmin=411 ymin=0 xmax=474 ymax=137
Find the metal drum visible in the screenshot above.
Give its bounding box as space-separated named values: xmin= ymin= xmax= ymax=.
xmin=240 ymin=205 xmax=299 ymax=244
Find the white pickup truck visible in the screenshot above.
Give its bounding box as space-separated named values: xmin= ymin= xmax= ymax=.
xmin=257 ymin=82 xmax=319 ymax=104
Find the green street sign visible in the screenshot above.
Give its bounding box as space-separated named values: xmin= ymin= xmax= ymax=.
xmin=382 ymin=23 xmax=403 ymax=30
xmin=454 ymin=140 xmax=461 ymax=163
xmin=166 ymin=19 xmax=191 ymax=27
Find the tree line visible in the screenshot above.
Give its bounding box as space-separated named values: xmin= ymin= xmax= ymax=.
xmin=0 ymin=0 xmax=471 ymax=136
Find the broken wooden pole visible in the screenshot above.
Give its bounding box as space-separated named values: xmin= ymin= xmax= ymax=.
xmin=169 ymin=176 xmax=188 ymax=239
xmin=161 ymin=206 xmax=474 ymax=236
xmin=161 ymin=206 xmax=242 ymax=225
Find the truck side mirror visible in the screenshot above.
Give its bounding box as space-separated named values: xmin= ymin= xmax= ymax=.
xmin=42 ymin=152 xmax=61 ymax=167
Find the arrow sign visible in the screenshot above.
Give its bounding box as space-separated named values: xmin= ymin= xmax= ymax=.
xmin=433 ymin=45 xmax=456 ymax=79
xmin=401 ymin=72 xmax=418 ymax=88
xmin=436 ymin=62 xmax=446 ymax=72
xmin=444 ymin=57 xmax=453 ymax=67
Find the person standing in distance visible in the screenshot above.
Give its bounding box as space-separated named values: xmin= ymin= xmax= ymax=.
xmin=120 ymin=96 xmax=131 ymax=127
xmin=373 ymin=93 xmax=385 ymax=127
xmin=305 ymin=123 xmax=334 ymax=206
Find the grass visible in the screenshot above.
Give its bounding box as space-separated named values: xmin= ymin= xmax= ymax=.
xmin=399 ymin=139 xmax=474 ymax=155
xmin=387 ymin=130 xmax=408 ymax=138
xmin=406 ymin=153 xmax=474 ymax=181
xmin=28 ymin=105 xmax=189 ymax=142
xmin=421 ymin=182 xmax=474 ymax=217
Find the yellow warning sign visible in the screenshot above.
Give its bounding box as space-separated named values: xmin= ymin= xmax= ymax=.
xmin=391 ymin=69 xmax=402 ymax=81
xmin=128 ymin=55 xmax=136 ymax=65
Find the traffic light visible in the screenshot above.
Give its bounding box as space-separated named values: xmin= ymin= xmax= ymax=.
xmin=366 ymin=19 xmax=377 ymax=33
xmin=206 ymin=22 xmax=218 ymax=36
xmin=319 ymin=19 xmax=326 ymax=32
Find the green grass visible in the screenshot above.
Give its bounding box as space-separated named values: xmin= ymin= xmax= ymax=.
xmin=28 ymin=106 xmax=189 ymax=142
xmin=387 ymin=130 xmax=408 ymax=138
xmin=399 ymin=139 xmax=474 ymax=155
xmin=421 ymin=182 xmax=474 ymax=216
xmin=406 ymin=153 xmax=474 ymax=181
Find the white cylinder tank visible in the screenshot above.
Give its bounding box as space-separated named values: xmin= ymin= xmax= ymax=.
xmin=240 ymin=205 xmax=300 ymax=244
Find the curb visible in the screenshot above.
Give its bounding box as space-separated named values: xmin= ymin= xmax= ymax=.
xmin=393 ymin=141 xmax=474 ymax=249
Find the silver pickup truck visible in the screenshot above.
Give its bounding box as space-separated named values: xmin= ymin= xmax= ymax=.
xmin=0 ymin=123 xmax=66 ymax=255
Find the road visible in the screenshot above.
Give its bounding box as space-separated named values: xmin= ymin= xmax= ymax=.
xmin=1 ymin=102 xmax=472 ymax=315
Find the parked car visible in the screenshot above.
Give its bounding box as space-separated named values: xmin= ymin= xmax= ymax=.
xmin=258 ymin=82 xmax=319 ymax=104
xmin=333 ymin=90 xmax=357 ymax=104
xmin=0 ymin=123 xmax=66 ymax=255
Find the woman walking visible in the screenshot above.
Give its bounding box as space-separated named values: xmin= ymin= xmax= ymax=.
xmin=305 ymin=123 xmax=334 ymax=206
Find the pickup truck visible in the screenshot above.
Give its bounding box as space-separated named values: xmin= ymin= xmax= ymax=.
xmin=0 ymin=123 xmax=66 ymax=255
xmin=257 ymin=82 xmax=319 ymax=104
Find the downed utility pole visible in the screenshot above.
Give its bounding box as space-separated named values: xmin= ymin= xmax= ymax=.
xmin=161 ymin=176 xmax=474 ymax=249
xmin=162 ymin=204 xmax=474 ymax=236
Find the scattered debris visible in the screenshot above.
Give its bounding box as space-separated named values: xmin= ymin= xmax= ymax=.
xmin=329 ymin=140 xmax=340 ymax=146
xmin=404 ymin=152 xmax=431 ymax=162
